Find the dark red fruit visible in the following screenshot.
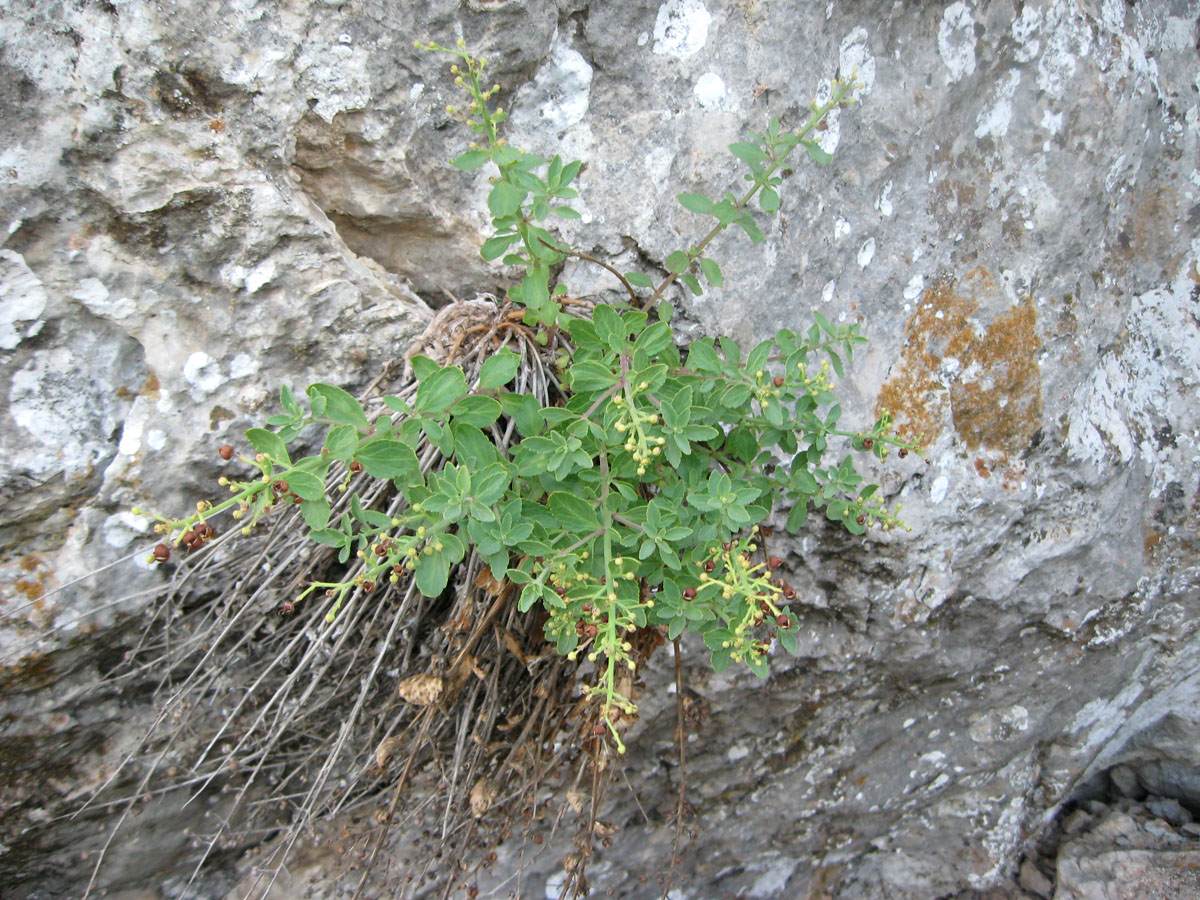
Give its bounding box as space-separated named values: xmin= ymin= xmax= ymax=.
xmin=272 ymin=480 xmax=289 ymax=495
xmin=776 ymin=613 xmax=790 ymax=628
xmin=281 ymin=600 xmax=295 ymax=615
xmin=773 ymin=376 xmax=784 ymax=387
xmin=899 ymin=448 xmax=909 ymax=458
xmin=218 ymin=444 xmax=234 ymax=460
xmin=782 ymin=585 xmax=796 ymax=600
xmin=360 ymin=581 xmax=376 ymax=594
xmin=152 ymin=544 xmax=170 ymax=563
xmin=862 ymin=437 xmax=874 ymax=449
xmin=768 ymin=555 xmax=783 ymax=569
xmin=349 ymin=461 xmax=363 ymax=475
xmin=703 ymin=560 xmax=715 ymax=573
xmin=181 ymin=530 xmax=197 ymax=546
xmin=856 ymin=515 xmax=866 ymax=525
xmin=682 ymin=587 xmax=696 ymax=601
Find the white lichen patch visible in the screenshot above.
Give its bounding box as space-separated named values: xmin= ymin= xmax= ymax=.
xmin=693 ymin=71 xmax=726 ymax=109
xmin=974 ymin=70 xmax=1021 ymax=140
xmin=875 ymin=180 xmax=894 ymax=217
xmin=8 ymin=337 xmax=134 ymax=478
xmin=748 ymin=857 xmax=798 ymax=898
xmin=183 ymin=351 xmax=226 ymax=396
xmin=653 ymin=0 xmax=712 ymax=58
xmin=518 ymin=35 xmax=593 ymax=136
xmin=1066 ymin=254 xmax=1200 ymax=494
xmin=1035 ymin=1 xmax=1092 ymax=100
xmin=938 ymin=2 xmax=977 ymax=83
xmin=0 ymin=250 xmax=47 ymax=349
xmin=1011 ymin=5 xmax=1042 ymax=63
xmin=857 ymin=237 xmax=876 ymax=269
xmin=839 ymin=27 xmax=876 ymax=97
xmin=102 ymin=510 xmax=151 ymax=549
xmin=296 ymin=42 xmax=372 ymax=122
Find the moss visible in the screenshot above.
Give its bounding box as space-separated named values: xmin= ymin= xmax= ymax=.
xmin=877 ymin=266 xmax=1043 ymax=455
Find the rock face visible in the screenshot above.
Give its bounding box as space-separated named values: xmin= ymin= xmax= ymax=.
xmin=2 ymin=1 xmax=1199 ymax=899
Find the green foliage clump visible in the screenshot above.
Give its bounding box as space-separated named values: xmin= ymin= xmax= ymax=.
xmin=142 ymin=39 xmax=915 ymax=756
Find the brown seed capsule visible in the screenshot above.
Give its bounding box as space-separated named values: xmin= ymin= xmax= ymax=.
xmin=773 ymin=375 xmax=784 ymax=387
xmin=776 ymin=613 xmax=790 ymax=628
xmin=782 ymin=585 xmax=796 ymax=600
xmin=273 ymin=480 xmax=289 ymax=495
xmin=218 ymin=444 xmax=234 ymax=460
xmin=181 ymin=530 xmax=197 ymax=546
xmin=280 ymin=600 xmax=295 ymax=615
xmin=682 ymin=587 xmax=696 ymax=601
xmin=862 ymin=437 xmax=874 ymax=449
xmin=349 ymin=461 xmax=363 ymax=475
xmin=593 ymin=724 xmax=605 ymax=735
xmin=899 ymin=448 xmax=909 ymax=458
xmin=703 ymin=560 xmax=715 ymax=573
xmin=768 ymin=555 xmax=783 ymax=569
xmin=856 ymin=515 xmax=866 ymax=525
xmin=152 ymin=544 xmax=170 ymax=563
xmin=361 ymin=581 xmax=376 ymax=594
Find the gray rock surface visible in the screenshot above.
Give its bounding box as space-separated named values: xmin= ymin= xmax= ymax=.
xmin=2 ymin=1 xmax=1199 ymax=898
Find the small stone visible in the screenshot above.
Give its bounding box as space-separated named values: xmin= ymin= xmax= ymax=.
xmin=1145 ymin=795 xmax=1192 ymax=826
xmin=1109 ymin=764 xmax=1141 ymax=798
xmin=469 ymin=777 xmax=499 ymax=818
xmin=397 ymin=673 xmax=444 ymax=707
xmin=1018 ymin=858 xmax=1052 ymax=899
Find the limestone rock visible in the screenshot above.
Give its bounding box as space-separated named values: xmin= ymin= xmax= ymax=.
xmin=2 ymin=1 xmax=1199 ymax=899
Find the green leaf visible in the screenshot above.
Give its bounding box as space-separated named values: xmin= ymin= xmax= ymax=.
xmin=729 ymin=141 xmax=769 ymax=167
xmin=680 ymin=273 xmax=703 ymax=296
xmin=677 ymin=192 xmax=714 ymax=215
xmin=624 ymin=271 xmax=653 ymax=288
xmin=734 ymin=213 xmax=766 ymax=244
xmin=801 ymin=138 xmax=833 ymax=166
xmin=415 ymin=366 xmax=469 ymax=414
xmin=300 ymin=499 xmax=331 ymax=531
xmin=416 ymin=554 xmax=451 ymax=597
xmin=324 ymin=424 xmax=359 ymax=462
xmin=547 ymin=492 xmax=601 ymax=533
xmin=355 ymin=439 xmax=419 ymax=480
xmin=826 ymin=348 xmax=844 ymax=378
xmin=310 ymin=528 xmax=346 ymax=548
xmin=551 ymin=206 xmax=581 ymax=219
xmin=452 ymin=149 xmax=491 ymax=170
xmin=452 ymin=395 xmax=502 ymax=427
xmin=481 ymin=233 xmax=519 ymax=261
xmin=633 ymin=321 xmax=674 ymax=357
xmin=569 ymin=360 xmax=619 ymax=392
xmin=488 ymin=180 xmax=524 ymax=218
xmin=246 ymin=428 xmax=291 ymax=465
xmin=686 ymin=340 xmax=723 ymax=374
xmin=665 ymin=250 xmax=690 ymax=274
xmin=478 ymin=349 xmax=521 ymax=390
xmin=517 ymin=582 xmax=542 ymax=613
xmin=308 ymin=384 xmax=370 ymax=431
xmin=471 ymin=463 xmax=511 ymax=506
xmin=777 ymin=619 xmax=800 ymax=655
xmin=280 ymin=384 xmax=301 ymax=417
xmin=759 ymin=187 xmax=780 ymax=212
xmin=409 ymin=355 xmax=440 ymax=382
xmin=286 ymin=470 xmax=326 ymax=502
xmin=699 ymin=257 xmax=724 ymax=287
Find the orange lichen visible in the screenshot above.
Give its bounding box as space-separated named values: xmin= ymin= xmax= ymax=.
xmin=877 ymin=266 xmax=1043 ymax=455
